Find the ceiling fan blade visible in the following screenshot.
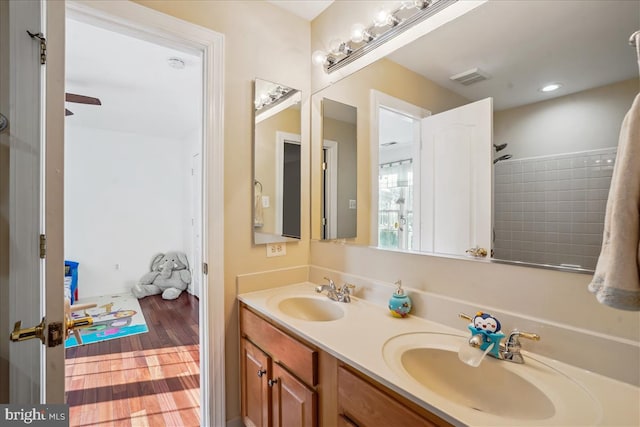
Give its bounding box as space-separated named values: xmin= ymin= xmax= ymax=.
xmin=65 ymin=108 xmax=74 ymax=116
xmin=65 ymin=92 xmax=102 ymax=105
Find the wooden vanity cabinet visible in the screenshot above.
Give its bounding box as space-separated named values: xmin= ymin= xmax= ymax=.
xmin=337 ymin=366 xmax=451 ymax=427
xmin=240 ymin=304 xmax=318 ymax=427
xmin=240 ymin=302 xmax=450 ymax=427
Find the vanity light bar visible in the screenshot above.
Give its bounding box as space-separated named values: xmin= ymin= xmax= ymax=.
xmin=255 ymin=85 xmax=295 ymax=111
xmin=322 ymin=0 xmax=458 ymax=74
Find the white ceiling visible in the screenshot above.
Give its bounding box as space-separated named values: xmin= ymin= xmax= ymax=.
xmin=65 ymin=18 xmax=202 ymax=140
xmin=267 ymin=0 xmax=334 ymax=21
xmin=387 ymin=0 xmax=639 ymax=111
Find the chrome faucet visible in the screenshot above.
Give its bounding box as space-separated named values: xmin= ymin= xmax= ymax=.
xmin=459 ymin=313 xmax=540 ymax=364
xmin=315 ymin=277 xmax=355 ymax=303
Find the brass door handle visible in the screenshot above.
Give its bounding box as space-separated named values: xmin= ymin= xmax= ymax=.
xmin=10 ymin=318 xmax=46 ymax=344
xmin=65 ymin=315 xmax=94 ymax=345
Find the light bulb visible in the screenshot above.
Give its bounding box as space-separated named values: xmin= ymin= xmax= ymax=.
xmin=312 ymin=50 xmax=327 ymax=66
xmin=329 ymin=38 xmax=343 ymax=54
xmin=373 ymin=8 xmax=391 ymax=26
xmin=350 ymin=23 xmax=366 ymax=43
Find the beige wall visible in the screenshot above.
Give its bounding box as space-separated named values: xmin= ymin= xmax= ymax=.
xmin=495 ymin=78 xmax=638 ymax=159
xmin=255 ymin=107 xmax=301 ymax=235
xmin=311 ymin=58 xmax=469 ymax=244
xmin=133 ymin=1 xmax=310 ymax=421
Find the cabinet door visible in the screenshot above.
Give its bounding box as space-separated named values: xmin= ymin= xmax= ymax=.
xmin=338 ymin=366 xmax=439 ymax=427
xmin=241 ymin=338 xmax=271 ymax=427
xmin=271 ymin=363 xmax=317 ymax=427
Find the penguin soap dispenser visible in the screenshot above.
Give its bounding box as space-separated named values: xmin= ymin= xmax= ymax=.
xmin=388 ymin=280 xmax=412 ymax=318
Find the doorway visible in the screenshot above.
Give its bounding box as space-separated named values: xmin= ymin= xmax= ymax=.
xmin=61 ymin=2 xmax=222 ymax=425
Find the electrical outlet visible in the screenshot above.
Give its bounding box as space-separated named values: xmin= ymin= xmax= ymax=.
xmin=266 ymin=242 xmax=286 ymax=257
xmin=262 ymin=195 xmax=270 ymax=208
xmin=349 ymin=199 xmax=356 ymax=209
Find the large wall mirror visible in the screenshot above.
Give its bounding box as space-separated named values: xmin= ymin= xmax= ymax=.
xmin=254 ymin=78 xmax=302 ymax=244
xmin=311 ymin=0 xmax=639 ymax=272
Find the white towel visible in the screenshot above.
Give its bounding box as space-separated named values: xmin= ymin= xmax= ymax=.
xmin=588 ymin=93 xmax=640 ymax=310
xmin=254 ymin=182 xmax=264 ymax=228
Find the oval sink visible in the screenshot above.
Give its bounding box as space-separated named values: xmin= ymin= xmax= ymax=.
xmin=383 ymin=333 xmax=601 ymax=425
xmin=277 ymin=297 xmax=345 ymax=321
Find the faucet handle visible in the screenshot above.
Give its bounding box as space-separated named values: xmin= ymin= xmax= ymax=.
xmin=458 ymin=312 xmax=473 ymax=322
xmin=508 ymin=330 xmax=540 ymax=343
xmin=323 ymin=276 xmax=336 ymax=289
xmin=340 ymin=283 xmax=355 ymax=293
xmin=506 ymin=330 xmax=540 ymax=352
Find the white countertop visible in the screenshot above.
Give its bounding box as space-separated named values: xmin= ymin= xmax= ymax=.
xmin=238 ymin=282 xmax=640 ymax=427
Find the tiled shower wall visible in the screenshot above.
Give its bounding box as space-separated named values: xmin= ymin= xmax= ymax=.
xmin=493 ymin=148 xmax=616 ymax=270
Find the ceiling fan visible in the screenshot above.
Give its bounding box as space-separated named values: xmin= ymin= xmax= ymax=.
xmin=65 ymin=92 xmax=102 ymax=116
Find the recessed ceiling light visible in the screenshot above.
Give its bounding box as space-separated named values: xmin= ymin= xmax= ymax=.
xmin=168 ymin=57 xmax=186 ymax=69
xmin=540 ymin=83 xmax=562 ymax=92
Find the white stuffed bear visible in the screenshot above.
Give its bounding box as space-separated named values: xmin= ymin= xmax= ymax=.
xmin=132 ymin=251 xmax=191 ymax=300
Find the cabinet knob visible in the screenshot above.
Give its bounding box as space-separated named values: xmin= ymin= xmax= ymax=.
xmin=268 ymin=378 xmax=278 ymax=387
xmin=257 ymin=369 xmax=267 ymax=378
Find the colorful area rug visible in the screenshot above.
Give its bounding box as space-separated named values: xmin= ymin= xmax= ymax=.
xmin=65 ymin=292 xmax=148 ymax=348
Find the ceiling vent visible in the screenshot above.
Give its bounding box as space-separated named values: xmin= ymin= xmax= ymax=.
xmin=449 ymin=67 xmax=490 ymax=86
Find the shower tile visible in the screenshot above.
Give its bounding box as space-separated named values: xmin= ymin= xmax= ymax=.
xmin=571 ymin=179 xmax=587 ymax=190
xmin=558 ymin=169 xmax=573 ymax=180
xmin=570 ymin=190 xmax=586 ymax=201
xmin=558 ymin=201 xmax=572 ymax=212
xmin=545 ymin=160 xmax=559 ymax=171
xmin=572 ymin=211 xmax=587 ymax=223
xmin=587 ymin=222 xmax=604 ymax=234
xmin=511 ymin=162 xmax=523 ymax=173
xmin=558 ymin=158 xmax=573 ymax=169
xmin=522 ymin=162 xmax=535 ymax=173
xmin=587 ymin=200 xmax=606 ymax=213
xmin=571 ymin=168 xmax=586 ymax=179
xmin=572 ymin=201 xmax=587 ymax=212
xmin=586 ymin=212 xmax=605 ymax=223
xmin=558 ymin=222 xmax=571 ymax=233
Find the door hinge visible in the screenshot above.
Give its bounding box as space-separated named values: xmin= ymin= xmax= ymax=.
xmin=26 ymin=30 xmax=46 ymax=65
xmin=203 ymin=262 xmax=208 ymax=275
xmin=322 ymin=161 xmax=327 ymax=171
xmin=322 ymin=217 xmax=326 ymax=226
xmin=39 ymin=234 xmax=46 ymax=259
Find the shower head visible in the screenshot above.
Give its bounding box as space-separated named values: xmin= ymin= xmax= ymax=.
xmin=493 ymin=154 xmax=513 ymax=164
xmin=493 ymin=143 xmax=508 ymax=152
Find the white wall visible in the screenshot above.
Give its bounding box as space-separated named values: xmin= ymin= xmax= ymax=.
xmin=65 ymin=125 xmax=192 ymax=298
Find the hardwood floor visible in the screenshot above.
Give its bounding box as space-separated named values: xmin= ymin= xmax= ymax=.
xmin=65 ymin=292 xmax=200 ymax=427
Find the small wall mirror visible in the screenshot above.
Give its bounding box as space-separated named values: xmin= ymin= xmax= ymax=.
xmin=321 ymin=98 xmax=357 ymax=239
xmin=253 ymin=78 xmax=302 ymax=244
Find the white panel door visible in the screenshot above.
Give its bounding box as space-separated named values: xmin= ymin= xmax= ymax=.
xmin=421 ymin=98 xmax=493 ymax=255
xmin=3 ymin=0 xmax=66 ymax=403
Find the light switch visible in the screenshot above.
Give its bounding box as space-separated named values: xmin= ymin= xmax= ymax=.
xmin=349 ymin=199 xmax=356 ymax=209
xmin=262 ymin=195 xmax=270 ymax=208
